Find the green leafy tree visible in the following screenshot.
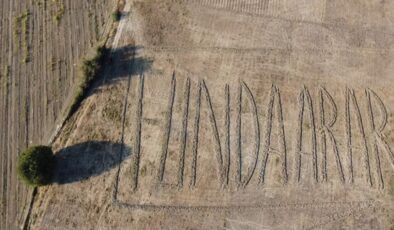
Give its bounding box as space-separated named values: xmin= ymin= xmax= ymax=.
xmin=17 ymin=145 xmax=54 ymax=187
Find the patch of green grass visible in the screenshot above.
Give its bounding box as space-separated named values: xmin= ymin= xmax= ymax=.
xmin=35 ymin=0 xmax=43 ymax=7
xmin=388 ymin=175 xmax=394 ymax=197
xmin=14 ymin=11 xmax=30 ymax=63
xmin=13 ymin=17 xmax=19 ymax=46
xmin=50 ymin=57 xmax=57 ymax=71
xmin=53 ymin=0 xmax=65 ymax=24
xmin=20 ymin=11 xmax=30 ymax=63
xmin=66 ymin=45 xmax=108 ymax=119
xmin=102 ymin=105 xmax=122 ymax=123
xmin=93 ymin=14 xmax=100 ymax=41
xmin=102 ymin=99 xmax=122 ymax=123
xmin=2 ymin=66 xmax=10 ymax=90
xmin=140 ymin=165 xmax=147 ymax=177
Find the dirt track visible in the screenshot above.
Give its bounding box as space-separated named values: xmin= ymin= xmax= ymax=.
xmin=23 ymin=0 xmax=394 ymax=229
xmin=0 ymin=0 xmax=116 ymax=229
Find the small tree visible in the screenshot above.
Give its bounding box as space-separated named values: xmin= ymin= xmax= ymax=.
xmin=17 ymin=145 xmax=54 ymax=187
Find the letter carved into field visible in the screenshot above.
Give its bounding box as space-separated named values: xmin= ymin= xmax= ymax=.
xmin=345 ymin=88 xmax=372 ymax=185
xmin=130 ymin=75 xmax=144 ymax=190
xmin=157 ymin=73 xmax=176 ymax=184
xmin=201 ymin=80 xmax=230 ymax=187
xmin=366 ymin=89 xmax=394 ymax=188
xmin=295 ymin=87 xmax=318 ymax=183
xmin=319 ymin=87 xmax=345 ymax=183
xmin=236 ymin=81 xmax=260 ymax=187
xmin=259 ymin=85 xmax=287 ymax=184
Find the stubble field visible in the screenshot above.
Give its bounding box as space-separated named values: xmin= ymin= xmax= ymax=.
xmin=26 ymin=0 xmax=394 ymax=229
xmin=0 ymin=0 xmax=116 ymax=229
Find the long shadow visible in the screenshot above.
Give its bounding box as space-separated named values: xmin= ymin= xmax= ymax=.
xmin=53 ymin=141 xmax=130 ymax=184
xmin=103 ymin=45 xmax=153 ymax=82
xmin=65 ymin=44 xmax=153 ymax=119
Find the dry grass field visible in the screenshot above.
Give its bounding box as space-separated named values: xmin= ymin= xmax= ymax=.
xmin=15 ymin=0 xmax=394 ymax=229
xmin=0 ymin=0 xmax=117 ymax=229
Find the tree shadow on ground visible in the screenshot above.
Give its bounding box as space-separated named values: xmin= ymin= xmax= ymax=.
xmin=103 ymin=45 xmax=153 ymax=82
xmin=65 ymin=45 xmax=153 ymax=119
xmin=53 ymin=141 xmax=130 ymax=184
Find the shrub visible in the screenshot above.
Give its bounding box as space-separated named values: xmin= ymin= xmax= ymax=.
xmin=67 ymin=45 xmax=108 ymax=119
xmin=17 ymin=145 xmax=54 ymax=187
xmin=112 ymin=9 xmax=121 ymax=22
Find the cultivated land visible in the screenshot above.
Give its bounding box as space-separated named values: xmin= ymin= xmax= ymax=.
xmin=23 ymin=0 xmax=394 ymax=229
xmin=0 ymin=0 xmax=116 ymax=229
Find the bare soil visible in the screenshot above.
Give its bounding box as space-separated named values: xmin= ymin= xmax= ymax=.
xmin=27 ymin=0 xmax=394 ymax=229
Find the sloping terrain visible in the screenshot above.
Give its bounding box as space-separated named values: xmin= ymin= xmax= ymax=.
xmin=28 ymin=0 xmax=394 ymax=229
xmin=0 ymin=0 xmax=117 ymax=229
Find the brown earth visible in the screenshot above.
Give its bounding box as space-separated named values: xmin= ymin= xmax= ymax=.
xmin=26 ymin=0 xmax=394 ymax=229
xmin=0 ymin=0 xmax=117 ymax=229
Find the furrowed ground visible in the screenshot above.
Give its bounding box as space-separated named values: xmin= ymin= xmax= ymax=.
xmin=0 ymin=0 xmax=117 ymax=229
xmin=23 ymin=0 xmax=394 ymax=229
